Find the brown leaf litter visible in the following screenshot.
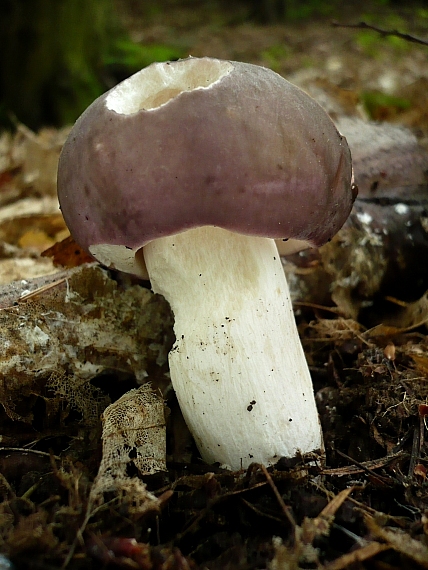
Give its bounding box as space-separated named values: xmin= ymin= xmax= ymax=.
xmin=2 ymin=3 xmax=428 ymax=568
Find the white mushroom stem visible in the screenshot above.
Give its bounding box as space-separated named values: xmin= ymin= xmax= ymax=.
xmin=143 ymin=226 xmax=323 ymax=470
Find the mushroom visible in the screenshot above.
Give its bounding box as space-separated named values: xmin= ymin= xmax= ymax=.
xmin=57 ymin=57 xmax=355 ymax=470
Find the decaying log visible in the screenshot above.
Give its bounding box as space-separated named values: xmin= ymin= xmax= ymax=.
xmin=0 ymin=263 xmax=172 ymax=426
xmin=284 ymin=118 xmax=428 ymax=327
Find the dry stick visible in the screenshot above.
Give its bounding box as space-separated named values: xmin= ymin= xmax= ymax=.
xmin=174 ymin=478 xmax=269 ymax=543
xmin=260 ymin=464 xmax=296 ymax=540
xmin=0 ymin=447 xmax=60 ymax=460
xmin=408 ymin=426 xmax=421 ymax=479
xmin=323 ymin=542 xmax=390 ymax=570
xmin=293 ymin=301 xmax=343 ymax=315
xmin=332 ymin=20 xmax=428 ymax=47
xmin=61 ymin=498 xmax=118 ymax=569
xmin=18 ymin=278 xmax=67 ymax=302
xmin=322 ymin=450 xmax=405 ymax=477
xmin=318 ymin=487 xmax=354 ymax=519
xmin=335 ymin=450 xmax=393 ymax=486
xmin=241 ymin=497 xmax=285 ymax=524
xmin=419 ymin=410 xmax=426 ymax=459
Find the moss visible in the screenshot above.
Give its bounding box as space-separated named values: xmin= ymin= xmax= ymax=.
xmin=0 ymin=0 xmax=184 ymax=129
xmin=360 ymin=91 xmax=411 ymax=121
xmin=260 ymin=44 xmax=290 ymax=72
xmin=105 ymin=39 xmax=185 ymax=76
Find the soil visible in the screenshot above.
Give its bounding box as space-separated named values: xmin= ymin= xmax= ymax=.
xmin=1 ymin=1 xmax=428 ymax=569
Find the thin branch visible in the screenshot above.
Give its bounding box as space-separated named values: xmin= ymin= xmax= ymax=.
xmin=332 ymin=20 xmax=428 ymax=47
xmin=260 ymin=464 xmax=296 ymax=536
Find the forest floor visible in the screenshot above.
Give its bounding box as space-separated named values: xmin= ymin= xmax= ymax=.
xmin=1 ymin=1 xmax=428 ymax=569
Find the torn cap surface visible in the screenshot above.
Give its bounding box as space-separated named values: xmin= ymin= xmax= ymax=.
xmin=58 ymin=57 xmax=354 ymax=274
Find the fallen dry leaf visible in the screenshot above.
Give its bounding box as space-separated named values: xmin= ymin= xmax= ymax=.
xmin=41 ymin=235 xmax=94 ymax=269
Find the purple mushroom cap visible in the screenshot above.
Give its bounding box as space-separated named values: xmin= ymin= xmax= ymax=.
xmin=58 ymin=58 xmax=355 ymax=267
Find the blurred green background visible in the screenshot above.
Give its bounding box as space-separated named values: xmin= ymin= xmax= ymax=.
xmin=0 ymin=0 xmax=425 ymax=129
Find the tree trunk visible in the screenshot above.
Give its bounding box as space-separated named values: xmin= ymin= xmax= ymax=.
xmin=0 ymin=0 xmax=114 ymax=129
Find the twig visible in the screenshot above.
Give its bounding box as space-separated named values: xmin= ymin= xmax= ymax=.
xmin=0 ymin=447 xmax=60 ymax=460
xmin=332 ymin=20 xmax=428 ymax=47
xmin=293 ymin=301 xmax=343 ymax=314
xmin=61 ymin=498 xmax=118 ymax=568
xmin=18 ymin=278 xmax=66 ymax=302
xmin=318 ymin=487 xmax=354 ymax=519
xmin=241 ymin=497 xmax=284 ymax=524
xmin=323 ymin=542 xmax=390 ymax=570
xmin=260 ymin=464 xmax=296 ymax=535
xmin=174 ymin=477 xmax=268 ymax=543
xmin=408 ymin=427 xmax=420 ymax=479
xmin=322 ymin=450 xmax=405 ymax=476
xmin=334 ymin=450 xmax=394 ymax=486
